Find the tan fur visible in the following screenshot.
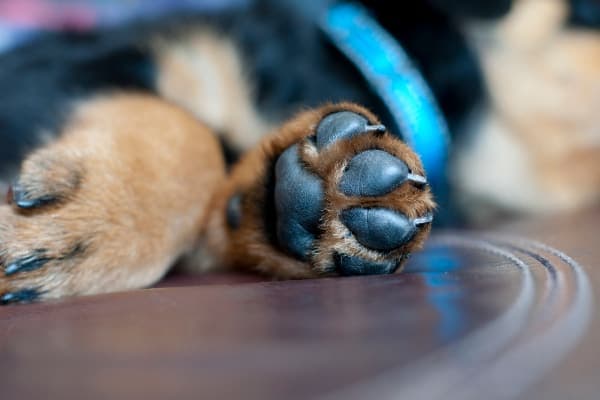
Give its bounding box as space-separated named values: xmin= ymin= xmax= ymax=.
xmin=153 ymin=30 xmax=272 ymax=151
xmin=201 ymin=103 xmax=435 ymax=278
xmin=459 ymin=0 xmax=600 ymax=216
xmin=0 ymin=93 xmax=226 ymax=299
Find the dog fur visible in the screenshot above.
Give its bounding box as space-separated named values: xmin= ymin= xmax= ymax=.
xmin=0 ymin=0 xmax=598 ymax=302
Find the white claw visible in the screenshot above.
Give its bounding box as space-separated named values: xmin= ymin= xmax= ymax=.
xmin=414 ymin=214 xmax=434 ymax=226
xmin=365 ymin=124 xmax=386 ymax=133
xmin=407 ymin=173 xmax=427 ymax=185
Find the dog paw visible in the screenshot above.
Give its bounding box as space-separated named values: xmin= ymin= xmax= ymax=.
xmin=0 ymin=142 xmax=169 ymax=304
xmin=225 ymin=104 xmax=435 ymax=277
xmin=0 ymin=146 xmax=96 ymax=303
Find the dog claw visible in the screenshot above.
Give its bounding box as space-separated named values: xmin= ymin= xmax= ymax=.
xmin=414 ymin=213 xmax=434 ymax=226
xmin=10 ymin=184 xmax=56 ymax=209
xmin=407 ymin=173 xmax=427 ymax=185
xmin=4 ymin=250 xmax=51 ymax=276
xmin=1 ymin=288 xmax=41 ymax=305
xmin=365 ymin=124 xmax=386 ymax=133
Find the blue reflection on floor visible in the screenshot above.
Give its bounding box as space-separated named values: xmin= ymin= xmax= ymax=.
xmin=406 ymin=246 xmax=466 ymax=342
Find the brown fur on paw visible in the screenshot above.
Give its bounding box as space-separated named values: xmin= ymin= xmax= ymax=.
xmin=1 ymin=93 xmax=227 ymax=303
xmin=0 ymin=204 xmax=91 ymax=303
xmin=209 ymin=103 xmax=436 ymax=278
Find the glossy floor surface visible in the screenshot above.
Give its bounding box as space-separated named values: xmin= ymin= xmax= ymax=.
xmin=0 ymin=208 xmax=598 ymax=399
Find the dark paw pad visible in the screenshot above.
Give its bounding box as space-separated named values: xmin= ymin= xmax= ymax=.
xmin=274 ymin=145 xmax=324 ymax=260
xmin=273 ymin=110 xmax=433 ymax=274
xmin=334 ymin=253 xmax=399 ymax=276
xmin=340 ymin=150 xmax=408 ymax=196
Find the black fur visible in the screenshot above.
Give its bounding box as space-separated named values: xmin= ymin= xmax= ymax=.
xmin=428 ymin=0 xmax=513 ymax=19
xmin=0 ymin=27 xmax=157 ymax=174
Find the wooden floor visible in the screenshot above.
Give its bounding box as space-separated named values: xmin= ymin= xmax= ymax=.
xmin=0 ymin=208 xmax=599 ymax=400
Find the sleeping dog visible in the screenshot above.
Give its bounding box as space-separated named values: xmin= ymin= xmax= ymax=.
xmin=0 ymin=0 xmax=598 ymax=303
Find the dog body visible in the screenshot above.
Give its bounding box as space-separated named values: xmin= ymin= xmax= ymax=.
xmin=0 ymin=0 xmax=597 ymax=302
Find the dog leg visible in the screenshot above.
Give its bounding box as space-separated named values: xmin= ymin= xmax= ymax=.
xmin=0 ymin=93 xmax=225 ymax=303
xmin=204 ymin=103 xmax=436 ymax=278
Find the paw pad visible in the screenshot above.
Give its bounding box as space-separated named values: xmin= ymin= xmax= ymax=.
xmin=273 ymin=110 xmax=434 ymax=275
xmin=339 ymin=149 xmax=419 ymax=197
xmin=334 ymin=253 xmax=398 ymax=276
xmin=275 ymin=145 xmax=324 ymax=260
xmin=340 ymin=208 xmax=419 ymax=251
xmin=315 ymin=111 xmax=385 ymax=150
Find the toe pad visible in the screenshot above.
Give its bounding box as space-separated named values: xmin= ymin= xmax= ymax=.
xmin=341 ymin=208 xmax=417 ymax=251
xmin=334 ymin=253 xmax=398 ymax=276
xmin=339 ymin=150 xmax=409 ymax=197
xmin=316 ymin=111 xmax=384 ymax=150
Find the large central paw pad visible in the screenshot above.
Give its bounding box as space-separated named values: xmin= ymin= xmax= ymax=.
xmin=273 ymin=110 xmax=434 ymax=276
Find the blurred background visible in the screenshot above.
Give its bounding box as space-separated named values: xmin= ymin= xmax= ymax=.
xmin=0 ymin=0 xmax=247 ymax=52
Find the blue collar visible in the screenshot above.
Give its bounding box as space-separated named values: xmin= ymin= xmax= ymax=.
xmin=320 ymin=2 xmax=450 ymax=193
